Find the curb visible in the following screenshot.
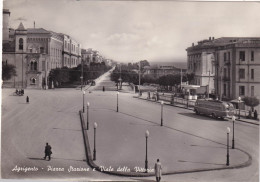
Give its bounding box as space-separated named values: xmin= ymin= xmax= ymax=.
xmin=134 ymin=96 xmax=259 ymax=125
xmin=78 ymin=110 xmax=253 ymax=177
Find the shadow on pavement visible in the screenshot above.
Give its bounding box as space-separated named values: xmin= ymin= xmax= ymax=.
xmin=178 ymin=160 xmax=224 ymax=166
xmin=28 ymin=157 xmax=45 ymax=161
xmin=52 ymin=127 xmax=81 ymax=132
xmin=131 ymin=179 xmax=155 ymax=182
xmin=178 ymin=113 xmax=226 ymax=121
xmin=190 ymin=144 xmax=226 ymax=149
xmin=28 ymin=157 xmax=85 ymax=162
xmin=119 ymin=111 xmax=159 ymax=126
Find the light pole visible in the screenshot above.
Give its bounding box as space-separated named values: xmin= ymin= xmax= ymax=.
xmin=117 ymin=91 xmax=119 ymax=112
xmin=161 ymin=101 xmax=164 ymax=126
xmin=93 ymin=122 xmax=97 ymax=161
xmin=87 ymin=102 xmax=90 ymax=130
xmin=238 ymin=97 xmax=241 ymax=119
xmin=139 ymin=61 xmax=141 ymax=96
xmin=232 ymin=116 xmax=235 ymax=149
xmin=145 ymin=130 xmax=149 ymax=173
xmin=226 ymin=127 xmax=230 ymax=166
xmin=82 ymin=91 xmax=85 ymax=113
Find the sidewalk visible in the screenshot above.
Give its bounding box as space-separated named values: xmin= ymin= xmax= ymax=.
xmin=134 ymin=93 xmax=259 ymax=126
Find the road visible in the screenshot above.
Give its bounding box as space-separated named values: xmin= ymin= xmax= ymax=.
xmin=1 ymin=70 xmax=259 ymax=182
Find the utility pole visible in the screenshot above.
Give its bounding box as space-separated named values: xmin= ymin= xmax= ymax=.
xmin=208 ymin=70 xmax=210 ymax=99
xmin=139 ymin=61 xmax=141 ymax=96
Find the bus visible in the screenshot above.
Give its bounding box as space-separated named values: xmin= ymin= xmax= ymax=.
xmin=194 ymin=99 xmax=234 ymax=119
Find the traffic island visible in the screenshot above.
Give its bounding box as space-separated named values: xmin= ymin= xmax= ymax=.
xmin=79 ymin=109 xmax=252 ymax=177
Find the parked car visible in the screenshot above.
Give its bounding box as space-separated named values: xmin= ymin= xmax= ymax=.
xmin=194 ymin=99 xmax=234 ymax=119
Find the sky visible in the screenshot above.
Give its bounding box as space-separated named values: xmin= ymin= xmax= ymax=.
xmin=3 ymin=0 xmax=260 ymax=63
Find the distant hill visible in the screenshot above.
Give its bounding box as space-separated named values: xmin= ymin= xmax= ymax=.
xmin=150 ymin=61 xmax=187 ymax=69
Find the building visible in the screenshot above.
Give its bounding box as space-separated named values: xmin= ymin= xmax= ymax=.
xmin=2 ymin=22 xmax=63 ymax=89
xmin=186 ymin=38 xmax=216 ymax=95
xmin=186 ymin=37 xmax=260 ymax=100
xmin=59 ymin=34 xmax=81 ymax=68
xmin=143 ymin=65 xmax=183 ymax=79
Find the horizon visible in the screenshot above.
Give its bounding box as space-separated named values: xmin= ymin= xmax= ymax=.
xmin=3 ymin=0 xmax=260 ymax=62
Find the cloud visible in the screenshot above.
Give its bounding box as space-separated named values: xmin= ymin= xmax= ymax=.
xmin=106 ymin=33 xmax=140 ymax=45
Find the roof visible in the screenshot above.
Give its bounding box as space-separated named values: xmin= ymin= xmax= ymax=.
xmin=27 ymin=28 xmax=50 ymax=34
xmin=17 ymin=22 xmax=26 ymax=31
xmin=187 ymin=37 xmax=260 ymax=51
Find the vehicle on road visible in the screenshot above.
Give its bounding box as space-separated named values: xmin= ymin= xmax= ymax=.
xmin=194 ymin=99 xmax=234 ymax=119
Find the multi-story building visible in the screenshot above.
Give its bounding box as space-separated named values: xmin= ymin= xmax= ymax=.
xmin=186 ymin=38 xmax=216 ymax=95
xmin=60 ymin=34 xmax=81 ymax=68
xmin=143 ymin=65 xmax=183 ymax=79
xmin=187 ymin=37 xmax=260 ymax=100
xmin=3 ymin=22 xmax=64 ymax=89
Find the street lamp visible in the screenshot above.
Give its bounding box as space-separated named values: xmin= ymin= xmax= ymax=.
xmin=145 ymin=130 xmax=149 ymax=173
xmin=82 ymin=91 xmax=85 ymax=113
xmin=93 ymin=122 xmax=97 ymax=161
xmin=238 ymin=97 xmax=241 ymax=119
xmin=117 ymin=91 xmax=119 ymax=112
xmin=87 ymin=102 xmax=90 ymax=130
xmin=161 ymin=101 xmax=164 ymax=126
xmin=226 ymin=127 xmax=230 ymax=166
xmin=232 ymin=116 xmax=235 ymax=149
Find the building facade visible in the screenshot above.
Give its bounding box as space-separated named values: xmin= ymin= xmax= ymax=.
xmin=60 ymin=34 xmax=81 ymax=68
xmin=187 ymin=37 xmax=260 ymax=100
xmin=2 ymin=22 xmax=63 ymax=89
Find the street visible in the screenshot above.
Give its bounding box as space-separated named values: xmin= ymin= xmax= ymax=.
xmin=1 ymin=70 xmax=259 ymax=182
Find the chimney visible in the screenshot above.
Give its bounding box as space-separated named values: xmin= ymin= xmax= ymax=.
xmin=209 ymin=37 xmax=211 ymax=41
xmin=212 ymin=37 xmax=215 ymax=40
xmin=34 ymin=21 xmax=35 ymax=28
xmin=192 ymin=43 xmax=194 ymax=47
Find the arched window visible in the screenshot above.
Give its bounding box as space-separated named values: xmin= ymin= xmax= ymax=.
xmin=19 ymin=38 xmax=23 ymax=50
xmin=34 ymin=62 xmax=37 ymax=70
xmin=31 ymin=78 xmax=36 ymax=85
xmin=30 ymin=61 xmax=34 ymax=70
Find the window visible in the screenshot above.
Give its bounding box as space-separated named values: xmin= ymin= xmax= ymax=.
xmin=31 ymin=78 xmax=36 ymax=85
xmin=251 ymin=69 xmax=254 ymax=79
xmin=19 ymin=38 xmax=23 ymax=50
xmin=228 ymin=52 xmax=230 ymax=61
xmin=251 ymin=51 xmax=254 ymax=61
xmin=251 ymin=86 xmax=254 ymax=96
xmin=223 ymin=84 xmax=226 ymax=96
xmin=42 ymin=61 xmax=45 ymax=71
xmin=239 ymin=69 xmax=245 ymax=79
xmin=239 ymin=51 xmax=245 ymax=61
xmin=224 ymin=53 xmax=226 ymax=62
xmin=239 ymin=86 xmax=245 ymax=96
xmin=34 ymin=62 xmax=37 ymax=70
xmin=224 ymin=68 xmax=227 ymax=78
xmin=40 ymin=47 xmax=44 ymax=54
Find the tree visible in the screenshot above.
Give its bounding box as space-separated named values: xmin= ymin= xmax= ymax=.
xmin=2 ymin=62 xmax=17 ymax=80
xmin=243 ymin=96 xmax=260 ymax=110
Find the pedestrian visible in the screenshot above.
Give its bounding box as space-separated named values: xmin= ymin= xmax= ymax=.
xmin=103 ymin=86 xmax=105 ymax=92
xmin=44 ymin=143 xmax=52 ymax=161
xmin=26 ymin=96 xmax=29 ymax=103
xmin=248 ymin=110 xmax=252 ymax=119
xmin=254 ymin=110 xmax=258 ymax=120
xmin=154 ymin=159 xmax=162 ymax=182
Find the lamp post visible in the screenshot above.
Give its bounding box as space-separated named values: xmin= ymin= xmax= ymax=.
xmin=238 ymin=97 xmax=241 ymax=119
xmin=93 ymin=122 xmax=97 ymax=161
xmin=226 ymin=127 xmax=230 ymax=166
xmin=117 ymin=91 xmax=119 ymax=112
xmin=82 ymin=91 xmax=85 ymax=113
xmin=232 ymin=116 xmax=235 ymax=149
xmin=145 ymin=130 xmax=149 ymax=173
xmin=161 ymin=101 xmax=164 ymax=126
xmin=87 ymin=102 xmax=90 ymax=130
